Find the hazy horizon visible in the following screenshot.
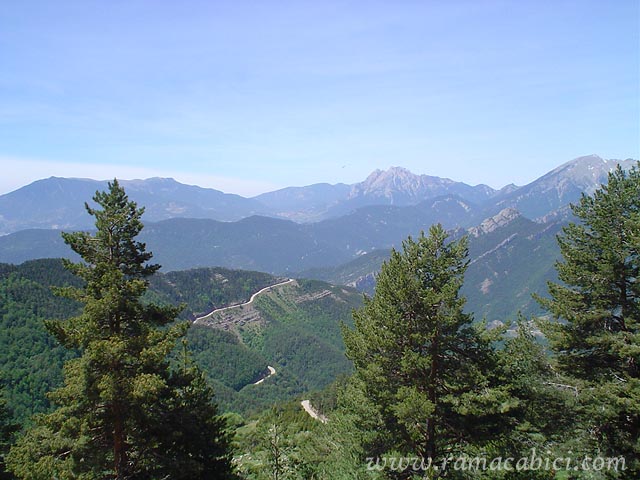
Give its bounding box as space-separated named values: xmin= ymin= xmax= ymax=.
xmin=4 ymin=154 xmax=640 ymax=198
xmin=1 ymin=1 xmax=638 ymax=196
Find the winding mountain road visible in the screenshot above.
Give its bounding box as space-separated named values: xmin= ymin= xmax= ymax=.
xmin=192 ymin=279 xmax=294 ymax=390
xmin=301 ymin=400 xmax=328 ymax=423
xmin=253 ymin=366 xmax=276 ymax=385
xmin=193 ymin=278 xmax=295 ymax=325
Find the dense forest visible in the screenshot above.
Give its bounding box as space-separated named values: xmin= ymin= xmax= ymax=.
xmin=0 ymin=262 xmax=361 ymax=421
xmin=0 ymin=259 xmax=81 ymax=421
xmin=1 ymin=165 xmax=638 ymax=478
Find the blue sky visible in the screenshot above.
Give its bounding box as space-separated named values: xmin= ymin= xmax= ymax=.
xmin=1 ymin=0 xmax=638 ymax=196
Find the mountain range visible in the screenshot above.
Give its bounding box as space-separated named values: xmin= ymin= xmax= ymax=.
xmin=0 ymin=154 xmax=636 ymax=323
xmin=1 ymin=154 xmax=637 ymax=422
xmin=0 ymin=195 xmax=476 ymax=272
xmin=1 ymin=155 xmax=635 ymax=235
xmin=298 ymin=207 xmax=564 ymax=323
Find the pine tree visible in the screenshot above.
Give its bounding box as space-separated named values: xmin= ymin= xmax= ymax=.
xmin=7 ymin=180 xmax=235 ymax=479
xmin=0 ymin=388 xmax=18 ymax=480
xmin=491 ymin=320 xmax=575 ymax=480
xmin=343 ymin=225 xmax=514 ymax=477
xmin=538 ymin=163 xmax=640 ymax=475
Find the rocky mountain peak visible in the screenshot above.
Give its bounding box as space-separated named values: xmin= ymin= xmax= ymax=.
xmin=362 ymin=166 xmax=434 ymax=187
xmin=560 ymin=156 xmax=638 ymax=191
xmin=547 ymin=154 xmax=606 ymax=183
xmin=541 ymin=155 xmax=636 ymax=191
xmin=350 ymin=166 xmax=452 ymax=201
xmin=497 ymin=183 xmax=519 ymax=195
xmin=493 ymin=155 xmax=638 ymax=219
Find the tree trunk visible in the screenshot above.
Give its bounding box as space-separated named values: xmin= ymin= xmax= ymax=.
xmin=425 ymin=330 xmax=439 ymax=462
xmin=113 ymin=402 xmax=128 ymax=479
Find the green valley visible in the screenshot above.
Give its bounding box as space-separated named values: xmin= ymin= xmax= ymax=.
xmin=0 ymin=259 xmax=361 ymax=421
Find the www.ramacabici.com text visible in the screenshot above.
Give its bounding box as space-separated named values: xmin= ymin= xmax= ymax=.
xmin=366 ymin=449 xmax=626 ymax=474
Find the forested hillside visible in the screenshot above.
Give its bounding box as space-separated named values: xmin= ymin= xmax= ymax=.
xmin=299 ymin=208 xmax=565 ymax=323
xmin=192 ymin=278 xmax=361 ymax=413
xmin=1 ymin=166 xmax=638 ymax=479
xmin=0 ymin=259 xmax=360 ymax=420
xmin=0 ymin=259 xmax=81 ymax=421
xmin=233 ymin=165 xmax=640 ymax=478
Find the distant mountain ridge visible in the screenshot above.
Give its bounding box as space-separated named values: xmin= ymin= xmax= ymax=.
xmin=0 ymin=194 xmax=479 ymax=273
xmin=0 ymin=202 xmax=565 ymax=325
xmin=0 ymin=155 xmax=636 ymax=234
xmin=253 ymin=183 xmax=351 ymax=222
xmin=0 ymin=176 xmax=267 ymax=234
xmin=0 ymin=155 xmax=636 ymax=277
xmin=349 ymin=166 xmax=496 ymax=204
xmin=491 ymin=155 xmax=637 ymax=219
xmin=298 ymin=206 xmax=565 ymax=323
xmin=251 ymin=167 xmax=496 ymax=222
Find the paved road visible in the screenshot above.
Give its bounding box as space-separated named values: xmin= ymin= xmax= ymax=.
xmin=193 ymin=278 xmax=295 ymax=324
xmin=253 ymin=366 xmax=276 ymax=385
xmin=301 ymin=400 xmax=328 ymax=423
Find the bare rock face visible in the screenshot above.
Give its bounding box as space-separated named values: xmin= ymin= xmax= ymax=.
xmin=197 ymin=303 xmax=265 ymax=332
xmin=349 ymin=272 xmax=377 ymax=296
xmin=469 ymin=208 xmax=521 ymax=237
xmin=347 ymin=166 xmax=495 ymax=206
xmin=350 ymin=167 xmax=455 ymax=201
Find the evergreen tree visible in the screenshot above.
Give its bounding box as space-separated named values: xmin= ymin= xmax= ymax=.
xmin=343 ymin=225 xmax=514 ymax=477
xmin=491 ymin=320 xmax=575 ymax=480
xmin=0 ymin=388 xmax=18 ymax=480
xmin=7 ymin=180 xmax=235 ymax=479
xmin=538 ymin=164 xmax=640 ymax=476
